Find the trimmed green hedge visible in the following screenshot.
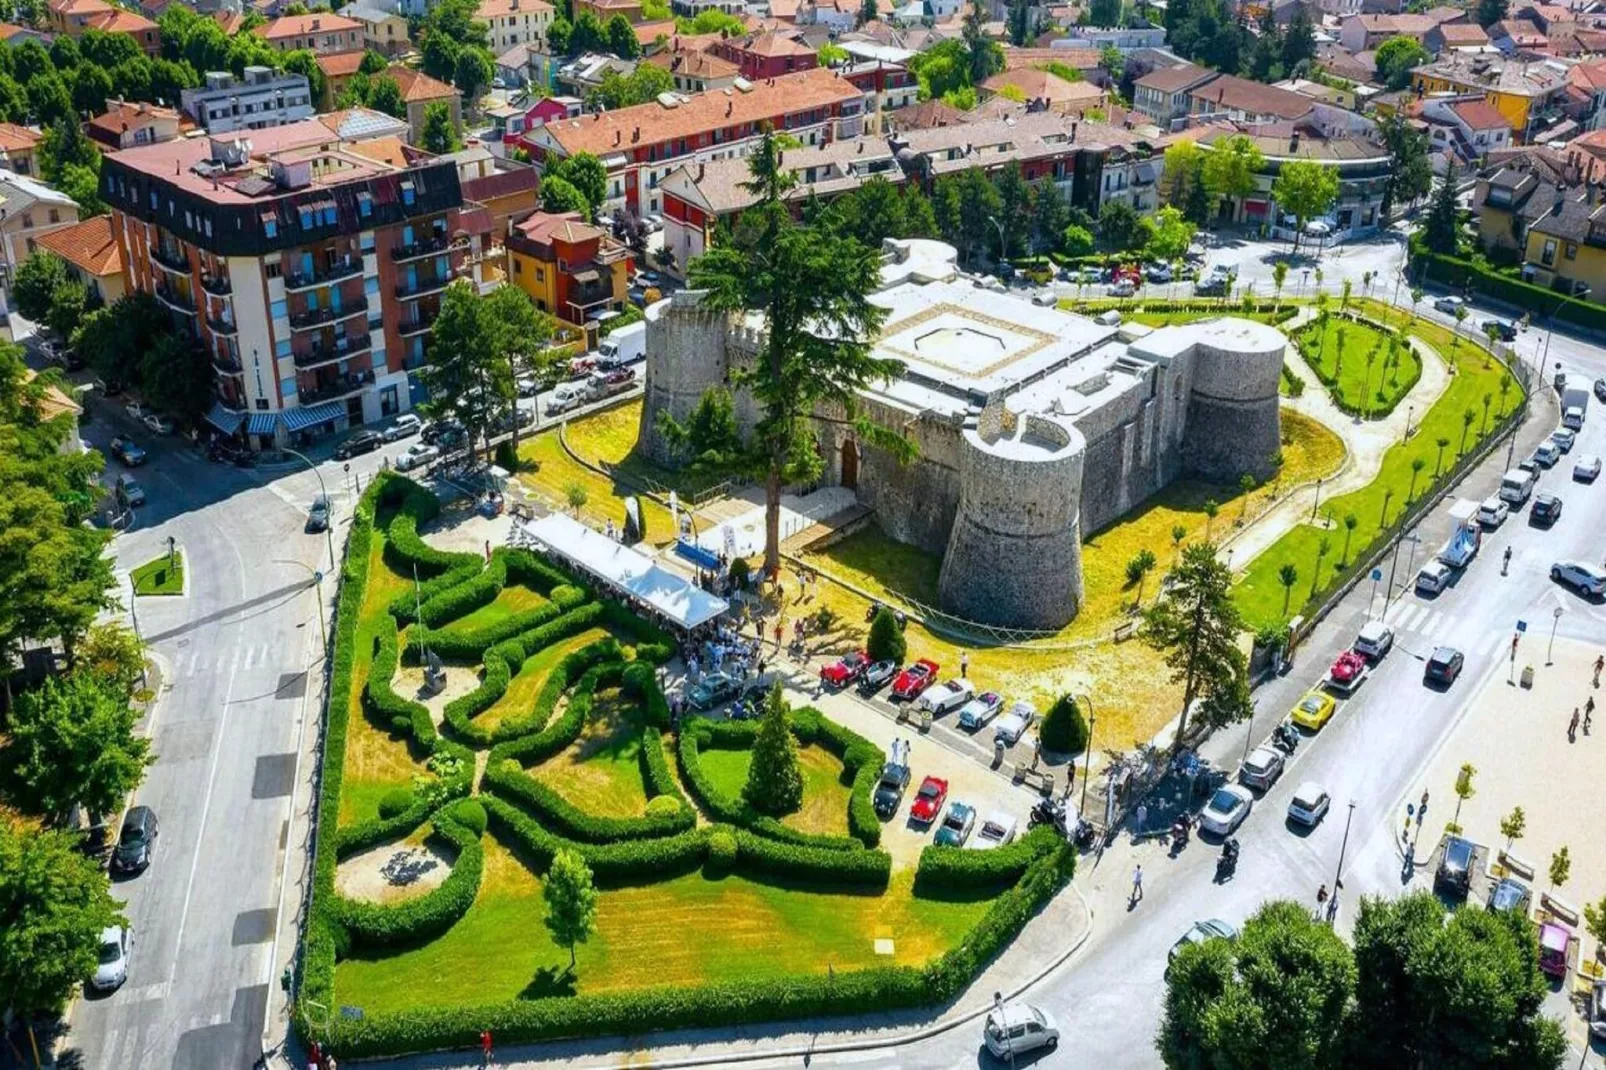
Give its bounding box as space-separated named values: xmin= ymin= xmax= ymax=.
xmin=483 ymin=641 xmax=623 ymax=764
xmin=483 ymin=757 xmax=695 ymax=842
xmin=387 ymin=558 xmax=484 ymax=624
xmin=413 ymin=587 xmax=593 ymax=664
xmin=1413 ymin=241 xmax=1606 ymax=332
xmin=365 ymin=613 xmax=436 ymax=744
xmin=790 ymin=707 xmax=884 ymax=850
xmin=381 ymin=480 xmax=478 ymax=579
xmin=483 ymin=795 xmax=708 ymax=881
xmin=414 ymin=552 xmax=508 ymax=628
xmin=731 ymin=828 xmax=890 ymax=887
xmin=335 ymin=810 xmax=485 ymax=951
xmin=914 ymin=824 xmax=1062 ymax=893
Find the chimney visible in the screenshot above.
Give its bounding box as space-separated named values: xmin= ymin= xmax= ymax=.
xmin=698 ymin=162 xmax=705 ymax=179
xmin=614 ymin=129 xmax=621 ymax=144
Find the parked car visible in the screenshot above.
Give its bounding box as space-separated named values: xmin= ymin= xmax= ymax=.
xmin=1354 ymin=620 xmax=1395 ymax=660
xmin=334 ymin=430 xmax=383 ymax=460
xmin=859 ymin=659 xmax=898 ymax=694
xmin=687 ymin=672 xmax=743 ymax=710
xmin=1167 ymin=919 xmax=1237 ymax=966
xmin=1433 ymin=295 xmax=1466 ymax=315
xmin=1534 ymin=440 xmax=1562 ymax=467
xmin=1325 ymin=649 xmax=1368 ymax=693
xmin=1575 ymin=454 xmax=1602 ymax=482
xmin=306 ymin=493 xmax=331 ymax=532
xmin=1481 ymin=318 xmax=1517 ymax=341
xmin=1239 ymin=746 xmax=1284 ymax=791
xmin=1424 ymin=645 xmax=1464 ymax=686
xmin=109 ymin=437 xmax=146 ymax=466
xmin=142 ymin=413 xmax=175 ymax=436
xmin=935 ymin=801 xmax=976 ymax=846
xmin=1596 ymin=377 xmax=1606 ymax=403
xmin=1289 ymin=690 xmax=1336 ymax=731
xmin=111 ymin=806 xmax=158 ymax=874
xmin=89 ymin=926 xmax=129 ymax=992
xmin=1415 ymin=560 xmax=1452 ymax=594
xmin=983 ymin=1003 xmax=1059 ymax=1059
xmin=993 ymin=700 xmax=1036 ymax=745
xmin=1531 ymin=493 xmax=1563 ymax=525
xmin=395 ymin=442 xmax=440 ymax=472
xmin=1551 ymin=427 xmax=1577 ymax=453
xmin=1435 ymin=835 xmax=1476 ymax=895
xmin=1145 ymin=261 xmax=1173 ymax=283
xmin=1489 ymin=876 xmax=1532 ymax=915
xmin=382 ymin=413 xmax=422 ymax=442
xmin=114 ymin=473 xmax=146 ymax=507
xmin=819 ymin=651 xmax=869 ymax=688
xmin=970 ymin=812 xmax=1018 ymax=849
xmin=1031 ymin=289 xmax=1057 ymax=306
xmin=891 ymin=658 xmax=939 ymax=700
xmin=1588 ymin=980 xmax=1606 ymax=1040
xmin=1199 ymin=784 xmax=1253 ymax=836
xmin=956 ymin=691 xmax=1005 ymax=731
xmin=1286 ymin=781 xmax=1331 ymax=827
xmin=872 ymin=762 xmax=911 ymax=818
xmin=1476 ymin=496 xmax=1509 ymax=527
xmin=1107 ymin=279 xmax=1136 ymax=298
xmin=421 ymin=419 xmax=464 ymax=446
xmin=917 ymin=678 xmax=975 ymax=715
xmin=909 ymin=776 xmax=949 ymax=824
xmin=1551 ymin=560 xmax=1606 ymax=597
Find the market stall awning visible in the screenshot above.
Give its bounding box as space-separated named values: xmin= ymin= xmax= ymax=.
xmin=205 ymin=401 xmax=245 ymax=436
xmin=247 ymin=411 xmax=281 ymax=436
xmin=521 ymin=512 xmax=728 ymax=631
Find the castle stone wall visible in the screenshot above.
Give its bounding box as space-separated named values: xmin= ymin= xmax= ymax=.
xmin=638 ymin=293 xmax=732 ymax=466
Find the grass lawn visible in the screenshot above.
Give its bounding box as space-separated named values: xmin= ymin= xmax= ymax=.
xmin=801 ymin=526 xmax=942 ymax=607
xmin=1235 ymin=301 xmax=1524 ymax=629
xmin=475 ymin=627 xmax=609 ymax=734
xmin=333 ymin=836 xmax=995 ymax=1016
xmin=697 ymin=742 xmax=853 ymax=838
xmin=1126 ymin=307 xmax=1292 ymax=328
xmin=563 ymin=399 xmax=733 ymax=502
xmin=1295 ymin=313 xmax=1420 ymax=417
xmin=435 ymin=583 xmax=548 ymax=633
xmin=130 ymin=552 xmax=184 ymax=595
xmin=516 ymin=428 xmax=677 ymax=547
xmin=531 ymin=688 xmax=650 ymax=818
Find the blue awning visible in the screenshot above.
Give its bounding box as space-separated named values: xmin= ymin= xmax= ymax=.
xmin=205 ymin=402 xmax=245 ymax=436
xmin=283 ymin=400 xmax=345 ymax=432
xmin=248 ymin=412 xmax=281 ymax=436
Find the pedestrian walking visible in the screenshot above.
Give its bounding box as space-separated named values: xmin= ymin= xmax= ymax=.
xmin=1569 ymin=707 xmax=1581 ymax=742
xmin=1586 ymin=696 xmax=1596 ymax=733
xmin=309 ymin=1040 xmax=322 ymax=1068
xmin=1596 ymin=654 xmax=1603 ymax=687
xmin=481 ymin=1029 xmax=494 ymax=1065
xmin=1326 ymin=893 xmax=1339 ymax=923
xmin=960 ymin=650 xmax=969 ymax=678
xmin=1131 ymin=864 xmax=1144 ymax=904
xmin=774 ymin=620 xmax=783 ymax=652
xmin=1316 ymin=883 xmax=1329 ymax=916
xmin=1135 ymin=803 xmax=1148 ymax=838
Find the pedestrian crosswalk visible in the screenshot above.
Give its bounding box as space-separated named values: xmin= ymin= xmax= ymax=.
xmin=1376 ymin=598 xmax=1508 ymax=659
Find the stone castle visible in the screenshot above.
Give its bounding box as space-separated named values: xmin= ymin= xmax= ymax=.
xmin=639 ymin=240 xmax=1287 ymax=631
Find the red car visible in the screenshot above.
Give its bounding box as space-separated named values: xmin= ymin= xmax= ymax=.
xmin=1325 ymin=649 xmax=1368 ymax=694
xmin=820 ymin=651 xmax=870 ymax=688
xmin=910 ymin=775 xmax=948 ymax=824
xmin=892 ymin=658 xmax=940 ymax=701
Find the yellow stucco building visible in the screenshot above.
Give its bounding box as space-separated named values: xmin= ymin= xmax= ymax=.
xmin=1410 ymin=55 xmax=1570 ymax=143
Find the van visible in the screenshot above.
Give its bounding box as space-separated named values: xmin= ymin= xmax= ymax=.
xmin=1499 ymin=467 xmax=1535 ymax=505
xmin=596 ymin=321 xmax=646 ymax=368
xmin=1563 ymin=405 xmax=1585 ymax=431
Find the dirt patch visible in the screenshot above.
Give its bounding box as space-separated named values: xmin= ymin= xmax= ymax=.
xmin=394 ymin=660 xmax=484 ymax=730
xmin=336 ymin=831 xmax=459 ymax=904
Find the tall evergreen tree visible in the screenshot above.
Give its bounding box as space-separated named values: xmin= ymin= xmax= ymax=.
xmin=1422 ymin=160 xmax=1461 ymax=255
xmin=1141 ymin=542 xmax=1250 ymax=749
xmin=742 ymin=682 xmax=803 ymax=815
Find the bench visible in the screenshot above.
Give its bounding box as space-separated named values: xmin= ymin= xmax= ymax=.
xmin=1114 ymin=619 xmax=1140 ymax=642
xmin=1543 ymin=891 xmax=1581 ymax=927
xmin=1499 ymin=849 xmax=1535 ymax=881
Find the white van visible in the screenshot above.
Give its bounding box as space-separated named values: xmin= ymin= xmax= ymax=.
xmin=596 ymin=321 xmax=646 ymax=368
xmin=1499 ymin=467 xmax=1536 ymax=505
xmin=544 ymin=382 xmax=588 ymax=416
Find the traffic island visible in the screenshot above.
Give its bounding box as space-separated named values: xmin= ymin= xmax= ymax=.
xmin=130 ymin=551 xmax=184 ymax=596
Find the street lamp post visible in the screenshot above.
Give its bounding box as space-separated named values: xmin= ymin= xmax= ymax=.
xmin=282 ymin=447 xmax=337 ymax=568
xmin=128 ymin=575 xmax=146 ymax=687
xmin=1080 ymin=709 xmax=1097 ymax=820
xmin=1310 ymin=477 xmax=1323 ymax=520
xmin=277 ymin=559 xmax=328 ymax=652
xmin=994 ymin=991 xmax=1015 ymax=1069
xmin=1330 ymin=800 xmax=1357 ymax=922
xmin=1548 ymin=606 xmax=1563 ymax=665
xmin=987 ymin=215 xmax=1008 ymax=267
xmin=1383 ymin=531 xmax=1421 ymax=618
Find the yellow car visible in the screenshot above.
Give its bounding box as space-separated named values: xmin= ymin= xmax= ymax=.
xmin=1289 ymin=691 xmax=1337 ymax=731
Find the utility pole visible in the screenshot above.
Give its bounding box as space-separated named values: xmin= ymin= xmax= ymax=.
xmin=128 ymin=575 xmax=146 ymax=687
xmin=1077 ymin=696 xmax=1096 ymax=820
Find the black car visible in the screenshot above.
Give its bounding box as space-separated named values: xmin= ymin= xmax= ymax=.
xmin=1595 ymin=378 xmax=1606 ymax=403
xmin=1531 ymin=493 xmax=1563 ymax=526
xmin=306 ymin=493 xmax=331 ymax=533
xmin=333 ymin=430 xmax=383 ymax=460
xmin=872 ymin=762 xmax=911 ymax=818
xmin=1481 ymin=319 xmax=1517 ymax=342
xmin=1489 ymin=877 xmax=1532 ymax=914
xmin=421 ymin=419 xmax=464 ymax=446
xmin=1424 ymin=646 xmax=1464 ymax=686
xmin=111 ymin=806 xmax=158 ymax=874
xmin=1435 ymin=835 xmax=1475 ymax=896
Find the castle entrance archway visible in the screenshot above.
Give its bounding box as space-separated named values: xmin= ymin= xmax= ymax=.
xmin=840 ymin=439 xmax=859 ymax=491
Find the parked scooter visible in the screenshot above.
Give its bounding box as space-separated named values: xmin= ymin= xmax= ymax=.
xmin=1271 ymin=720 xmax=1299 ymax=755
xmin=1169 ymin=814 xmax=1191 ymax=854
xmin=1215 ymin=837 xmax=1240 ymax=882
xmin=1028 ymin=797 xmax=1068 ymax=834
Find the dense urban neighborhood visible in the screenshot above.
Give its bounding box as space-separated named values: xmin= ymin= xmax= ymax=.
xmin=7 ymin=0 xmax=1606 ymax=1064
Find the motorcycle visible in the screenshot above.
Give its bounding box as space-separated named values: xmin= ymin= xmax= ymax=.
xmin=1272 ymin=720 xmax=1299 ymax=755
xmin=1215 ymin=838 xmax=1240 ymax=882
xmin=1169 ymin=816 xmax=1190 ymax=853
xmin=1028 ymin=797 xmax=1068 ymax=834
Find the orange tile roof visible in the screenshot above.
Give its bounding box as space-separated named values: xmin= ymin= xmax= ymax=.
xmin=982 ymin=67 xmax=1104 ymax=104
xmin=23 ymin=368 xmax=80 ymax=421
xmin=476 ymin=0 xmax=552 ymax=17
xmin=648 ymin=44 xmax=739 ymax=80
xmin=538 ymin=68 xmax=863 ymax=158
xmin=1570 ymin=59 xmax=1606 ymax=91
xmin=386 ymin=65 xmax=458 ymax=103
xmin=0 ymin=21 xmax=35 ymax=38
xmin=735 ymin=30 xmax=814 ymax=57
xmin=213 ymin=10 xmax=247 ymax=34
xmin=256 ymin=12 xmax=360 ymax=39
xmin=515 ymin=209 xmax=605 ymax=245
xmin=1450 ymin=98 xmax=1512 ymax=130
xmin=85 ymin=98 xmax=178 ymax=142
xmin=50 ymin=0 xmax=113 ymax=16
xmin=345 ymin=135 xmax=410 ymax=167
xmin=633 ymin=18 xmax=675 ymax=45
xmin=317 ymin=49 xmax=367 ymax=77
xmin=35 ymin=215 xmax=123 ymax=278
xmin=87 ymin=8 xmax=157 ymax=34
xmin=0 ymin=122 xmax=39 ymax=153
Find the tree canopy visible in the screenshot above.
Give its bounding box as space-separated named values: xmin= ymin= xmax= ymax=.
xmin=743 ymin=683 xmax=804 ymax=815
xmin=1374 ymin=37 xmax=1430 ymax=91
xmin=2 ymin=669 xmax=151 ymax=819
xmin=1141 ymin=541 xmax=1251 ymax=747
xmin=1272 ymin=159 xmax=1341 ymax=254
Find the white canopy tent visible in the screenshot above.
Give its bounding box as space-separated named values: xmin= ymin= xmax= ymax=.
xmin=520 ymin=512 xmax=729 ymax=631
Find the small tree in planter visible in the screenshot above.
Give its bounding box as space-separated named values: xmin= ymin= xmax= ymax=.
xmin=743 ymin=683 xmax=803 ymax=816
xmin=866 ymin=605 xmax=906 ymax=663
xmin=1584 ymin=893 xmax=1606 ymax=962
xmin=1039 ymin=694 xmax=1089 ymax=756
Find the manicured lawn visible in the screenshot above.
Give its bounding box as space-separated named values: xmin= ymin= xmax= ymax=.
xmin=334 ymin=837 xmax=994 ymax=1016
xmin=1127 ymin=308 xmax=1292 ymax=328
xmin=1295 ymin=313 xmax=1420 ymax=417
xmin=475 ymin=627 xmax=609 ymax=734
xmin=435 ymin=583 xmax=548 ymax=633
xmin=516 ymin=428 xmax=677 ymax=546
xmin=131 ymin=552 xmax=184 ymax=595
xmin=801 ymin=526 xmax=942 ymax=607
xmin=531 ymin=689 xmax=649 ymax=818
xmin=1235 ymin=301 xmax=1524 ymax=629
xmin=697 ymin=742 xmax=854 ymax=838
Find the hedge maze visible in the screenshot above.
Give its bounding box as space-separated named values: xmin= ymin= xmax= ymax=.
xmin=298 ymin=472 xmax=1075 ymax=1058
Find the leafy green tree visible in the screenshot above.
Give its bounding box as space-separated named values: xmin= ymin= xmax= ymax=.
xmin=1201 ymin=135 xmax=1264 ymax=224
xmin=994 ymin=161 xmax=1030 ymax=258
xmin=1281 ymin=7 xmax=1315 ymax=69
xmin=1099 ymin=198 xmax=1145 ymax=251
xmin=1422 ymin=160 xmax=1461 ymax=257
xmin=656 ymin=385 xmax=742 ymax=469
xmin=540 ymin=173 xmax=590 ymax=216
xmin=550 ymin=152 xmax=608 ymax=215
xmin=26 ymin=71 xmax=73 ymax=126
xmin=961 ymin=0 xmax=1003 ymax=85
xmin=860 ymin=0 xmax=877 ymax=22
xmin=1476 ymin=0 xmax=1508 ymax=26
xmin=483 ymin=284 xmax=555 ymax=453
xmin=604 ymin=12 xmax=640 ymax=57
xmin=419 ymin=279 xmax=515 ymax=463
xmin=1142 ymin=542 xmax=1251 ymax=748
xmin=1550 ymin=846 xmax=1571 ymax=892
xmin=1147 ymin=206 xmax=1195 ymax=262
xmin=1272 ymin=159 xmax=1340 ymax=256
xmin=55 ymin=162 xmax=106 ymax=216
xmin=1 ymin=669 xmax=151 ymax=819
xmin=866 ymin=604 xmax=906 ymax=663
xmin=1126 ymin=547 xmax=1158 ymax=603
xmin=1039 ymin=693 xmax=1089 ymax=754
xmin=690 ymin=129 xmax=913 ymax=575
xmin=542 ymin=848 xmax=599 ymax=970
xmin=586 ymin=62 xmax=673 ymax=110
xmin=45 ymin=278 xmax=88 ymax=342
xmin=453 ymin=45 xmax=494 ymax=98
xmin=1499 ymin=805 xmax=1526 ymax=851
xmin=11 ymin=250 xmax=68 ymax=322
xmin=547 ymin=15 xmax=573 ymax=53
xmin=70 ymin=292 xmax=167 ymax=391
xmin=69 ymin=61 xmax=112 ymax=117
xmin=1374 ymin=36 xmax=1429 ymax=91
xmin=359 ymin=48 xmax=389 ymax=75
xmin=367 ymin=74 xmax=406 ymax=119
xmin=0 ymin=823 xmax=126 ymax=1020
xmin=1160 ymin=900 xmax=1355 ymax=1070
xmin=1007 ymin=0 xmax=1030 ymax=44
xmin=420 ymin=100 xmax=461 ymax=154
xmin=281 ymin=47 xmax=326 ymax=105
xmin=140 ymin=333 xmax=212 ymax=424
xmin=1277 ymin=561 xmax=1299 ymax=613
xmin=1062 ymin=222 xmax=1094 ymax=256
xmin=1088 ymin=0 xmax=1120 ymax=24
xmin=75 ymin=622 xmax=144 ymax=696
xmin=744 ymin=682 xmax=804 ymax=814
xmin=1161 ymin=140 xmax=1204 ymax=207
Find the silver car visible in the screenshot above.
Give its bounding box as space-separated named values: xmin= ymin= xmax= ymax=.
xmin=993 ymin=701 xmax=1036 ymax=745
xmin=1551 ymin=560 xmax=1606 ymax=597
xmin=1239 ymin=746 xmax=1284 ymax=791
xmin=1574 ymin=454 xmax=1602 ymax=482
xmin=983 ymin=1003 xmax=1059 ymax=1058
xmin=956 ymin=691 xmax=1005 ymax=730
xmin=90 ymin=926 xmax=129 ymax=991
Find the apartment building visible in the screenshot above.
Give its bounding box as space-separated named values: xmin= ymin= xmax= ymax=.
xmin=1410 ymin=54 xmax=1571 ymax=143
xmin=477 ymin=0 xmax=554 ymax=53
xmin=37 ymin=215 xmax=126 ymax=305
xmin=522 ymin=68 xmax=866 ymax=217
xmin=180 ymin=69 xmax=317 ymax=134
xmin=841 ymin=60 xmax=916 ymax=135
xmin=46 ymin=0 xmax=161 ymax=54
xmin=255 ymin=13 xmax=364 ymax=55
xmin=0 ymin=122 xmax=40 ymax=176
xmin=708 ymin=32 xmax=818 ymax=80
xmin=100 ymin=121 xmax=471 ymax=448
xmin=338 ymin=2 xmax=411 ymax=55
xmin=1198 ymin=127 xmax=1391 ymax=241
xmin=1133 ymin=62 xmax=1217 ymax=127
xmin=647 ymin=43 xmax=742 ymax=93
xmin=386 ymin=67 xmax=463 ymax=149
xmin=0 ymin=169 xmax=80 ymax=276
xmin=1187 ymin=74 xmax=1315 ymax=126
xmin=506 ymin=210 xmax=632 ymax=322
xmin=85 ymin=99 xmax=183 ymax=150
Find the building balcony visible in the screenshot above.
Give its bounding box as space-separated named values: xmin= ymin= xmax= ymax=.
xmin=213 ymin=352 xmax=243 ymax=376
xmin=294 ymin=332 xmax=373 ymax=371
xmin=207 ymin=314 xmax=239 ymax=336
xmin=298 ymin=367 xmax=374 ymax=405
xmin=154 ymin=285 xmax=196 ymax=315
xmin=397 ymin=308 xmax=438 ymax=336
xmin=391 ymin=233 xmax=468 ymax=263
xmin=151 ymin=246 xmax=190 ymax=276
xmin=283 ymin=257 xmax=363 ymax=292
xmin=200 ymin=272 xmax=232 ymax=297
xmin=394 ymin=269 xmax=461 ymax=299
xmin=288 ymin=297 xmax=369 ymax=332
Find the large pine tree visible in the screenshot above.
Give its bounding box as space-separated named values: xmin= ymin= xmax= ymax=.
xmin=743 ymin=683 xmax=803 ymax=815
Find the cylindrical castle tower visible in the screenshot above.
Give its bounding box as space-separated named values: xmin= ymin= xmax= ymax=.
xmin=938 ymin=404 xmax=1086 ymax=631
xmin=637 ymin=291 xmax=731 ymax=466
xmin=1178 ymin=318 xmax=1286 ymax=484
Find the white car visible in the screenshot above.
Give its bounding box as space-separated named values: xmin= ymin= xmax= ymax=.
xmin=382 ymin=413 xmax=422 ymax=442
xmin=993 ymin=700 xmax=1036 ymax=745
xmin=90 ymin=926 xmax=129 ymax=991
xmin=1434 ymin=295 xmax=1466 ymax=315
xmin=1031 ymin=289 xmax=1057 ymax=306
xmin=917 ymin=678 xmax=975 ymax=715
xmin=1107 ymin=279 xmax=1136 ymax=297
xmin=1534 ymin=440 xmax=1561 ymax=467
xmin=1575 ymin=454 xmax=1602 ymax=482
xmin=1552 ymin=560 xmax=1606 ymax=597
xmin=395 ymin=442 xmax=440 ymax=472
xmin=969 ymin=812 xmax=1018 ymax=849
xmin=1239 ymin=746 xmax=1284 ymax=791
xmin=1551 ymin=427 xmax=1576 ymax=453
xmin=1287 ymin=781 xmax=1331 ymax=827
xmin=983 ymin=1002 xmax=1059 ymax=1058
xmin=1199 ymin=784 xmax=1253 ymax=836
xmin=1416 ymin=560 xmax=1452 ymax=594
xmin=1354 ymin=620 xmax=1394 ymax=660
xmin=1476 ymin=496 xmax=1509 ymax=527
xmin=142 ymin=413 xmax=175 ymax=435
xmin=956 ymin=691 xmax=1005 ymax=731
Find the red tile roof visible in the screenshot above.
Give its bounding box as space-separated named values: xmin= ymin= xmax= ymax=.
xmin=0 ymin=122 xmax=39 ymax=153
xmin=35 ymin=215 xmax=122 ymax=277
xmin=1191 ymin=73 xmax=1313 ymax=120
xmin=88 ymin=9 xmax=157 ymax=35
xmin=386 ymin=65 xmax=459 ymax=103
xmin=514 ymin=209 xmax=605 ymax=245
xmin=1450 ymin=98 xmax=1510 ymax=129
xmin=982 ymin=67 xmax=1103 ymax=104
xmin=256 ymin=13 xmax=360 ymax=39
xmin=85 ymin=99 xmax=178 ymax=143
xmin=476 ymin=0 xmax=553 ymax=16
xmin=317 ymin=50 xmax=367 ymax=77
